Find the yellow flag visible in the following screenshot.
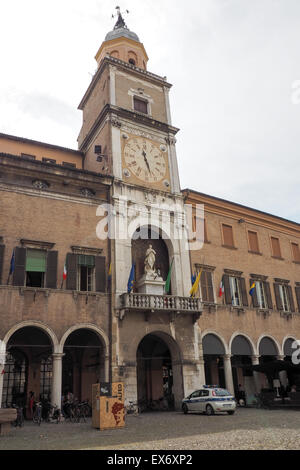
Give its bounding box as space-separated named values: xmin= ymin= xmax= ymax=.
xmin=190 ymin=268 xmax=202 ymax=297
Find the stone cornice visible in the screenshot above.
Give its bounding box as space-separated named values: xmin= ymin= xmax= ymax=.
xmin=183 ymin=188 xmax=300 ymax=238
xmin=79 ymin=104 xmax=179 ymax=153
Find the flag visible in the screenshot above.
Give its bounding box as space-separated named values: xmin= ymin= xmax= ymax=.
xmin=9 ymin=250 xmax=15 ymax=275
xmin=219 ymin=278 xmax=224 ymax=297
xmin=249 ymin=282 xmax=256 ymax=296
xmin=190 ymin=268 xmax=202 ymax=297
xmin=108 ymin=263 xmax=112 ymax=282
xmin=63 ymin=261 xmax=67 ymax=280
xmin=127 ymin=263 xmax=135 ymax=293
xmin=164 ymin=258 xmax=174 ymax=294
xmin=191 ymin=273 xmax=196 ymax=286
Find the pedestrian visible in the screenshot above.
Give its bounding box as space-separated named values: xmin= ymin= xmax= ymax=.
xmin=28 ymin=391 xmax=35 ymax=419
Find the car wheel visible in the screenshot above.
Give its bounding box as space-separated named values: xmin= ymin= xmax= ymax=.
xmin=227 ymin=410 xmax=235 ymax=415
xmin=182 ymin=404 xmax=188 ymax=415
xmin=206 ymin=404 xmax=214 ymax=416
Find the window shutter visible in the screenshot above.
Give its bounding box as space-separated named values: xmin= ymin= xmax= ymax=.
xmin=264 ymin=282 xmax=273 ymax=310
xmin=95 ymin=256 xmax=106 ymax=292
xmin=287 ymin=285 xmax=295 ymax=312
xmin=223 ymin=275 xmax=231 ymax=305
xmin=200 ymin=271 xmax=208 ymax=301
xmin=295 ymin=287 xmax=300 ymax=312
xmin=240 ymin=277 xmax=248 ymax=307
xmin=0 ymin=245 xmax=4 ymax=284
xmin=222 ymin=225 xmax=234 ymax=247
xmin=250 ymin=279 xmax=259 ymax=308
xmin=248 ymin=231 xmax=259 ymax=252
xmin=292 ymin=243 xmax=300 ymax=262
xmin=12 ymin=247 xmax=26 ymax=286
xmin=274 ymin=283 xmax=283 ymax=310
xmin=207 ymin=271 xmax=214 ymax=302
xmin=46 ymin=251 xmax=58 ymax=289
xmin=66 ymin=253 xmax=77 ymax=290
xmin=271 ymin=237 xmax=281 ymax=258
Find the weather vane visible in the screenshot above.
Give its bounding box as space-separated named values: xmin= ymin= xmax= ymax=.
xmin=112 ymin=6 xmax=129 ymax=30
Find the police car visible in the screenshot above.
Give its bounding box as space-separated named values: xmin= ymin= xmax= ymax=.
xmin=182 ymin=385 xmax=236 ymax=415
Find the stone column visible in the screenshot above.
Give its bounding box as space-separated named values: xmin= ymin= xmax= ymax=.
xmin=0 ymin=341 xmax=6 ymax=408
xmin=51 ymin=353 xmax=64 ymax=408
xmin=223 ymin=354 xmax=234 ymax=396
xmin=251 ymin=354 xmax=261 ymax=393
xmin=277 ymin=355 xmax=288 ymax=388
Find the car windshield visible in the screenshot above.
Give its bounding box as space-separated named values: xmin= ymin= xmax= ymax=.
xmin=214 ymin=388 xmax=231 ymax=396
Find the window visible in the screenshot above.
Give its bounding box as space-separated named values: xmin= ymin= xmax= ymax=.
xmin=248 ymin=231 xmax=259 ymax=253
xmin=77 ymin=254 xmax=95 ymax=291
xmin=21 ymin=153 xmax=36 ymax=160
xmin=133 ymin=96 xmax=148 ymax=114
xmin=222 ymin=224 xmax=234 ymax=247
xmin=279 ymin=285 xmax=290 ymax=312
xmin=271 ymin=236 xmax=281 ymax=258
xmin=274 ymin=282 xmax=295 ymax=312
xmin=192 ymin=217 xmax=208 ymax=243
xmin=25 ymin=249 xmax=47 ymax=287
xmin=229 ymin=276 xmax=242 ymax=306
xmin=200 ymin=270 xmax=214 ymax=302
xmin=255 ymin=281 xmax=267 ymax=309
xmin=2 ymin=350 xmax=27 ymax=407
xmin=40 ymin=356 xmax=52 ymax=400
xmin=42 ymin=157 xmax=56 ymax=164
xmin=291 ymin=243 xmax=300 ymax=262
xmin=62 ymin=162 xmax=76 ymax=168
xmin=129 ymin=58 xmax=136 ymax=66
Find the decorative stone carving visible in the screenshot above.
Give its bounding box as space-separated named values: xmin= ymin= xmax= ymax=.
xmin=32 ymin=180 xmax=49 ymax=189
xmin=80 ymin=188 xmax=95 ymax=197
xmin=144 ymin=244 xmax=157 ymax=277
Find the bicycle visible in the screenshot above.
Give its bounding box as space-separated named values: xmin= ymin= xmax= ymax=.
xmin=33 ymin=402 xmax=42 ymax=425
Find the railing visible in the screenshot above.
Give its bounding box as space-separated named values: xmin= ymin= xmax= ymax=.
xmin=120 ymin=293 xmax=202 ymax=313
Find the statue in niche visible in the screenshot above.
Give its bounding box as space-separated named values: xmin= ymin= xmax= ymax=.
xmin=144 ymin=244 xmax=157 ymax=277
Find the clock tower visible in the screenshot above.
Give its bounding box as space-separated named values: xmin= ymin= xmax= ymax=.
xmin=78 ymin=8 xmax=204 ymax=409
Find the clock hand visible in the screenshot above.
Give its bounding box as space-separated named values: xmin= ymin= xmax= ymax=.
xmin=142 ymin=151 xmax=151 ymax=173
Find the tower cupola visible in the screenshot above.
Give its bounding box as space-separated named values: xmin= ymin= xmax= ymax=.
xmin=95 ymin=6 xmax=148 ymax=70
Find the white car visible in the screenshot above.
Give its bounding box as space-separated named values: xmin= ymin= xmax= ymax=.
xmin=182 ymin=385 xmax=236 ymax=415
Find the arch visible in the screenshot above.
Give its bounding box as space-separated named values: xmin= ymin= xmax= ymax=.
xmin=202 ymin=331 xmax=228 ymax=355
xmin=2 ymin=320 xmax=59 ymax=351
xmin=59 ymin=323 xmax=109 ymax=355
xmin=110 ymin=50 xmax=119 ymax=59
xmin=230 ymin=332 xmax=256 ymax=356
xmin=258 ymin=335 xmax=280 ymax=356
xmin=128 ymin=50 xmax=138 ymax=66
xmin=283 ymin=336 xmax=297 ymax=357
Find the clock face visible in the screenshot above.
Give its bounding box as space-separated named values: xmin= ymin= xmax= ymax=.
xmin=123 ymin=136 xmax=167 ymax=183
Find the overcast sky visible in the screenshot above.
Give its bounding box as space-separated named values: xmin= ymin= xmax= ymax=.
xmin=1 ymin=0 xmax=300 ymax=223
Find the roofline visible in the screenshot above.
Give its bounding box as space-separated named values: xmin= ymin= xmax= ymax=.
xmin=0 ymin=132 xmax=83 ymax=156
xmin=0 ymin=152 xmax=113 ymax=182
xmin=182 ymin=188 xmax=300 ymax=228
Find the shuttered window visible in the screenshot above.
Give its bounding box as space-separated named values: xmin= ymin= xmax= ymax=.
xmin=26 ymin=249 xmax=46 ymax=272
xmin=250 ymin=280 xmax=273 ymax=309
xmin=192 ymin=217 xmax=208 ymax=242
xmin=291 ymin=243 xmax=300 ymax=262
xmin=66 ymin=253 xmax=106 ymax=293
xmin=200 ymin=271 xmax=214 ymax=302
xmin=223 ymin=275 xmax=248 ymax=307
xmin=274 ymin=284 xmax=294 ymax=312
xmin=0 ymin=244 xmax=4 ymax=284
xmin=271 ymin=237 xmax=281 ymax=258
xmin=222 ymin=224 xmax=234 ymax=247
xmin=295 ymin=287 xmax=300 ymax=312
xmin=248 ymin=231 xmax=259 ymax=253
xmin=133 ymin=97 xmax=148 ymax=114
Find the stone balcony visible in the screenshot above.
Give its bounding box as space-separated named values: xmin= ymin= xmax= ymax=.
xmin=117 ymin=293 xmax=202 ymax=322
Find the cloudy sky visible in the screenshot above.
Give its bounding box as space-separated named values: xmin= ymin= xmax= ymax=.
xmin=1 ymin=0 xmax=300 ymax=222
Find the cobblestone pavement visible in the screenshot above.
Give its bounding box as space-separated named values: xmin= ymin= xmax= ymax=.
xmin=1 ymin=408 xmax=300 ymax=450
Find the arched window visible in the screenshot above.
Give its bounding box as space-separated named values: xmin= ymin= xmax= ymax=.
xmin=129 ymin=58 xmax=136 ymax=66
xmin=40 ymin=356 xmax=52 ymax=400
xmin=2 ymin=349 xmax=28 ymax=407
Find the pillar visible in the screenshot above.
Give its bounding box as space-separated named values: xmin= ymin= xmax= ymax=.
xmin=223 ymin=354 xmax=234 ymax=396
xmin=0 ymin=341 xmax=6 ymax=408
xmin=51 ymin=353 xmax=64 ymax=408
xmin=277 ymin=355 xmax=288 ymax=388
xmin=251 ymin=354 xmax=261 ymax=393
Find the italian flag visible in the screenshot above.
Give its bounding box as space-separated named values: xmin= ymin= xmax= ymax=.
xmin=63 ymin=262 xmax=67 ymax=281
xmin=219 ymin=278 xmax=224 ymax=297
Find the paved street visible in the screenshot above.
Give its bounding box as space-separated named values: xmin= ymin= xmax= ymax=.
xmin=1 ymin=408 xmax=300 ymax=450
